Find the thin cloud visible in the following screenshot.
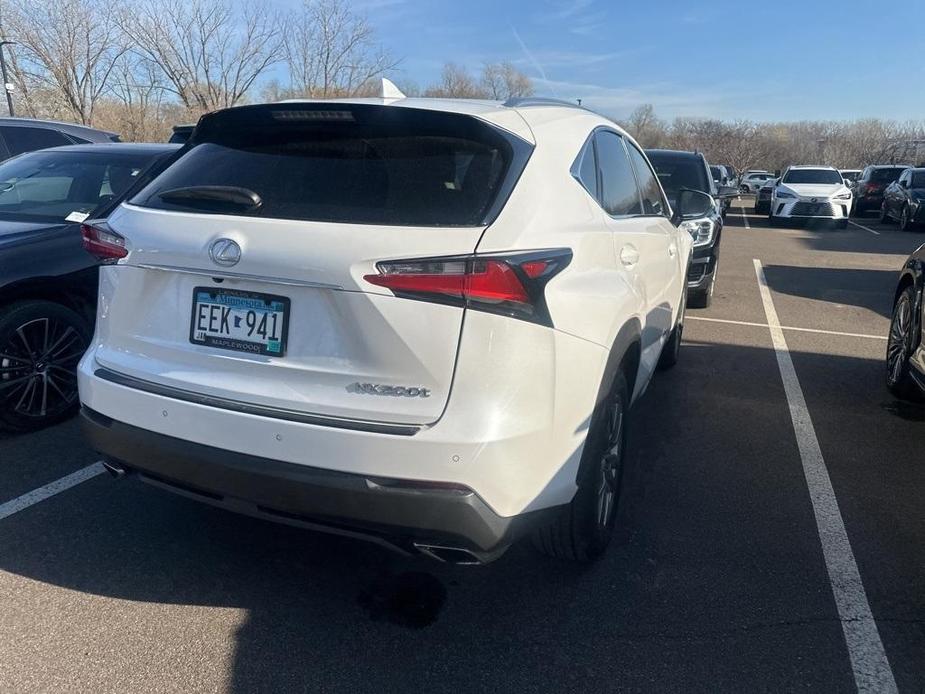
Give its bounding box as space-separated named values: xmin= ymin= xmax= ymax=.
xmin=510 ymin=25 xmax=556 ymax=96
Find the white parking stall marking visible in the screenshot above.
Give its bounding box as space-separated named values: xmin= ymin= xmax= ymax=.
xmin=848 ymin=220 xmax=880 ymax=236
xmin=739 ymin=207 xmax=751 ymax=229
xmin=0 ymin=462 xmax=105 ymax=521
xmin=752 ymin=259 xmax=898 ymax=694
xmin=687 ymin=316 xmax=887 ymax=341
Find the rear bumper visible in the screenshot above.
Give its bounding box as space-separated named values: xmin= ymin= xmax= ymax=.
xmin=81 ymin=406 xmax=560 ymax=560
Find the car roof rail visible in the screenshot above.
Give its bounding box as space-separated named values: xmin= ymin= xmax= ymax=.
xmin=503 ymin=96 xmax=586 ymax=110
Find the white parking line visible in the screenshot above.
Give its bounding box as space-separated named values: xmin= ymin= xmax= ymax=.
xmin=752 ymin=259 xmax=897 ymax=694
xmin=739 ymin=207 xmax=750 ymax=229
xmin=687 ymin=316 xmax=886 ymax=340
xmin=848 ymin=220 xmax=880 ymax=236
xmin=0 ymin=462 xmax=105 ymax=521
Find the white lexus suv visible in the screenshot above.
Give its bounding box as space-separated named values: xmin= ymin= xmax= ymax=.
xmin=78 ymin=95 xmax=701 ymax=563
xmin=770 ymin=165 xmax=852 ymax=228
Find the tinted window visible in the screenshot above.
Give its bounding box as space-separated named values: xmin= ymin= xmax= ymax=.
xmin=137 ymin=106 xmax=523 ymax=227
xmin=1 ymin=126 xmax=71 ymax=156
xmin=626 ymin=144 xmax=666 ymax=215
xmin=575 ymin=139 xmax=598 ymax=199
xmin=710 ymin=166 xmax=722 ymax=181
xmin=593 ymin=132 xmax=641 ymax=216
xmin=646 ymin=151 xmax=710 ymax=203
xmin=0 ymin=150 xmax=156 ymax=223
xmin=870 ymin=167 xmax=907 ymax=183
xmin=912 ymin=172 xmax=925 ymax=188
xmin=782 ymin=168 xmax=844 ymax=184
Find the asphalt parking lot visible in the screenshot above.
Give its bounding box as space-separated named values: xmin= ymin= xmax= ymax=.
xmin=1 ymin=197 xmax=924 ymax=692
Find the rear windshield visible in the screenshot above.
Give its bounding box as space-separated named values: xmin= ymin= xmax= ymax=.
xmin=912 ymin=172 xmax=925 ymax=188
xmin=782 ymin=169 xmax=843 ymax=184
xmin=135 ymin=105 xmax=529 ymax=227
xmin=0 ymin=149 xmax=162 ymax=224
xmin=870 ymin=167 xmax=907 ymax=183
xmin=646 ymin=153 xmax=710 ymax=200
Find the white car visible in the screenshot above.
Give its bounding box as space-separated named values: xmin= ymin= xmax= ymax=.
xmin=770 ymin=165 xmax=852 ymax=228
xmin=77 ymin=94 xmax=699 ymax=564
xmin=738 ymin=171 xmax=774 ymax=194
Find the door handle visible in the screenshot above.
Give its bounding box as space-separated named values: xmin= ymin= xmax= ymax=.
xmin=620 ymin=245 xmax=640 ymax=268
xmin=668 ymin=242 xmax=678 ymax=257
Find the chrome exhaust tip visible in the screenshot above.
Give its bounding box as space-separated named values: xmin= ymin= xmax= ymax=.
xmin=414 ymin=543 xmax=484 ymax=565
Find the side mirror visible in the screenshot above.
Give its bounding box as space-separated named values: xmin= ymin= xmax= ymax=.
xmin=715 ymin=185 xmax=739 ymax=199
xmin=671 ymin=188 xmax=714 ymax=226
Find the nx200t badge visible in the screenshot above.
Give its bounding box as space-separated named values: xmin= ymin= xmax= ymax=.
xmin=347 ymin=382 xmax=431 ymax=398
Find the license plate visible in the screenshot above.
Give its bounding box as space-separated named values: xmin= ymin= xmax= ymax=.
xmin=189 ymin=287 xmax=290 ymax=356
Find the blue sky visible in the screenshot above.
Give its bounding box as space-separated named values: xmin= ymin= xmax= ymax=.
xmin=342 ymin=0 xmax=925 ymax=122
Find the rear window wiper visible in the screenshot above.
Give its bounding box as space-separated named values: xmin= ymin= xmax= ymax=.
xmin=156 ymin=186 xmax=262 ymax=212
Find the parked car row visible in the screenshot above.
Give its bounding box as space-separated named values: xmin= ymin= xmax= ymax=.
xmin=1 ymin=97 xmax=728 ymax=565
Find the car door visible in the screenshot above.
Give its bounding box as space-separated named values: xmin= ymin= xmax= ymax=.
xmin=593 ymin=130 xmax=677 ymax=384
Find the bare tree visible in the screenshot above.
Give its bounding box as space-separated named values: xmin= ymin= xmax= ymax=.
xmin=4 ymin=0 xmax=128 ymax=124
xmin=423 ymin=63 xmax=486 ymax=98
xmin=481 ymin=62 xmax=534 ymax=100
xmin=119 ymin=0 xmax=282 ymax=112
xmin=284 ymin=0 xmax=399 ymax=98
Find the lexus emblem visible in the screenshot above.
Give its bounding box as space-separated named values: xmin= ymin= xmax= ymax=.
xmin=209 ymin=238 xmax=241 ymax=267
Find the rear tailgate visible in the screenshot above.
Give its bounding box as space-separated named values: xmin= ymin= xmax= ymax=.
xmin=92 ymin=102 xmax=532 ymax=427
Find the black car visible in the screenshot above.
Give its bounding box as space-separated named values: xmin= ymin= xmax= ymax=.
xmin=647 ymin=149 xmax=733 ymax=308
xmin=0 ymin=143 xmax=179 ymax=431
xmin=0 ymin=118 xmax=119 ymax=163
xmin=852 ymin=164 xmax=910 ymax=216
xmin=754 ymin=177 xmax=779 ymax=214
xmin=881 ymin=167 xmax=924 ymax=231
xmin=887 ymin=244 xmax=925 ymax=400
xmin=168 ymin=124 xmax=195 ymax=144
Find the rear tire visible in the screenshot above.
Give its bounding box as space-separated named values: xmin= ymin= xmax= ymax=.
xmin=886 ymin=285 xmax=925 ymax=402
xmin=0 ymin=300 xmax=91 ymax=433
xmin=533 ymin=372 xmax=629 ymax=562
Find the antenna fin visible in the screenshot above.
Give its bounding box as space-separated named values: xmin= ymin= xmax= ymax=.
xmin=379 ymin=78 xmax=406 ymax=100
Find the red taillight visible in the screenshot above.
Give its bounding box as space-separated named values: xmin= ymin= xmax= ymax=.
xmin=363 ymin=251 xmax=571 ymax=325
xmin=81 ymin=222 xmax=127 ymax=262
xmin=864 ymin=183 xmax=880 ymax=193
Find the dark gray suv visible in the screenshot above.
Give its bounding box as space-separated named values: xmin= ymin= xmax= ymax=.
xmin=0 ymin=118 xmax=119 ymax=163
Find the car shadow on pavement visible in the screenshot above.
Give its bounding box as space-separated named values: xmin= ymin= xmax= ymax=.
xmin=761 ymin=264 xmax=897 ymax=319
xmin=3 ymin=341 xmax=923 ymax=691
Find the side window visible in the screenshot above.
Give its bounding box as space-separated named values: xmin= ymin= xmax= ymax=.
xmin=573 ymin=138 xmax=599 ymax=201
xmin=0 ymin=126 xmax=71 ymax=157
xmin=594 ymin=131 xmax=641 ymax=216
xmin=626 ymin=143 xmax=667 ymax=216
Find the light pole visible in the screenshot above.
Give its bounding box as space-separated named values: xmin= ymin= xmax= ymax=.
xmin=0 ymin=41 xmax=15 ymax=117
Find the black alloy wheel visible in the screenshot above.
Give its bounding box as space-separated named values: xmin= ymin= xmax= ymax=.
xmin=0 ymin=301 xmax=91 ymax=432
xmin=886 ymin=286 xmax=924 ymax=401
xmin=533 ymin=372 xmax=629 ymax=561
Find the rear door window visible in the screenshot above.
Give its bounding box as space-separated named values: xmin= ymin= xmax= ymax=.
xmin=135 ymin=105 xmax=531 ymax=227
xmin=593 ymin=131 xmax=642 ymax=217
xmin=0 ymin=126 xmax=72 ymax=156
xmin=626 ymin=144 xmax=666 ymax=216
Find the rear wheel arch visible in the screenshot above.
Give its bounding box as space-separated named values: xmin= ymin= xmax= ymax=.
xmin=595 ymin=318 xmax=642 ymax=412
xmin=0 ymin=274 xmax=96 ymax=322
